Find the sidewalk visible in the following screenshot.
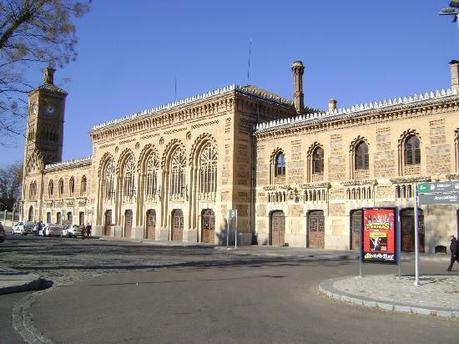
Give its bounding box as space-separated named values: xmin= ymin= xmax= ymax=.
xmin=0 ymin=266 xmax=50 ymax=295
xmin=319 ymin=274 xmax=459 ymax=319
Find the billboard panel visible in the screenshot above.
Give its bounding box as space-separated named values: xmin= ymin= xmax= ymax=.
xmin=362 ymin=208 xmax=397 ymax=263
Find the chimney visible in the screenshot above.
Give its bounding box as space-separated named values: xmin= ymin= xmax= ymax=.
xmin=43 ymin=67 xmax=55 ymax=84
xmin=328 ymin=98 xmax=337 ymax=112
xmin=450 ymin=60 xmax=459 ymax=90
xmin=291 ymin=60 xmax=304 ymax=114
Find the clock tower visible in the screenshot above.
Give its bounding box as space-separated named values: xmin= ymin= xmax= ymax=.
xmin=25 ymin=67 xmax=68 ymax=168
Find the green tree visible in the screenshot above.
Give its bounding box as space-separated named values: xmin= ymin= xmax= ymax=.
xmin=0 ymin=0 xmax=90 ymax=140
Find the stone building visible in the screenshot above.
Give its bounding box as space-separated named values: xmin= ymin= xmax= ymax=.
xmin=21 ymin=61 xmax=459 ymax=252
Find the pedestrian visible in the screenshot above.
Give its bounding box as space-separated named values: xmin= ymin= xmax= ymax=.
xmin=85 ymin=224 xmax=92 ymax=239
xmin=36 ymin=221 xmax=42 ymax=236
xmin=447 ymin=235 xmax=458 ymax=271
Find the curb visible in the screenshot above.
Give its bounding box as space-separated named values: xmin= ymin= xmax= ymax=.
xmin=13 ymin=283 xmax=55 ymax=344
xmin=318 ymin=277 xmax=458 ymax=319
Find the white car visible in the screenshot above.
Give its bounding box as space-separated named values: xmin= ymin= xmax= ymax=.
xmin=13 ymin=221 xmax=35 ymax=235
xmin=40 ymin=225 xmax=63 ymax=237
xmin=62 ymin=224 xmax=83 ymax=238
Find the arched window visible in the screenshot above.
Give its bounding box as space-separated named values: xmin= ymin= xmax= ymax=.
xmin=312 ymin=147 xmax=324 ymax=174
xmin=198 ymin=143 xmax=218 ymax=196
xmin=275 ymin=152 xmax=285 ymax=176
xmin=58 ymin=178 xmax=64 ymax=197
xmin=170 ymin=148 xmax=186 ymax=199
xmin=69 ymin=177 xmax=75 ymax=196
xmin=355 ymin=142 xmax=369 ymax=170
xmin=145 ymin=154 xmax=158 ymax=199
xmin=404 ymin=135 xmax=420 ymax=165
xmin=48 ymin=180 xmax=54 ymax=198
xmin=123 ymin=155 xmax=136 ymax=198
xmin=103 ymin=158 xmax=115 ymax=200
xmin=80 ymin=175 xmax=87 ymax=196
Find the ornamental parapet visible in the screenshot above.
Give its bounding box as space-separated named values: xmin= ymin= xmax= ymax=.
xmin=342 ymin=179 xmax=377 ymax=186
xmin=390 ymin=176 xmax=431 ymax=184
xmin=300 ymin=182 xmax=331 ymax=189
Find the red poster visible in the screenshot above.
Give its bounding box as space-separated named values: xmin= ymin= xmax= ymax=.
xmin=362 ymin=208 xmax=397 ymax=263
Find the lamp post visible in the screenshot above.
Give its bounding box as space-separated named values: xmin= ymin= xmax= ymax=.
xmin=439 ymin=2 xmax=459 ymax=25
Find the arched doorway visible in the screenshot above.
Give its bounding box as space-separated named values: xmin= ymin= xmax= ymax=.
xmin=171 ymin=209 xmax=184 ymax=241
xmin=401 ymin=208 xmax=425 ymax=252
xmin=67 ymin=212 xmax=72 ymax=223
xmin=270 ymin=211 xmax=285 ymax=247
xmin=307 ymin=210 xmax=325 ymax=249
xmin=28 ymin=206 xmax=34 ymax=222
xmin=56 ymin=212 xmax=62 ymax=224
xmin=350 ymin=209 xmax=362 ymax=250
xmin=145 ymin=209 xmax=156 ymax=240
xmin=79 ymin=212 xmax=85 ymax=226
xmin=46 ymin=212 xmax=51 ymax=224
xmin=104 ymin=210 xmax=112 ymax=236
xmin=124 ymin=210 xmax=133 ymax=238
xmin=201 ymin=209 xmax=215 ymax=244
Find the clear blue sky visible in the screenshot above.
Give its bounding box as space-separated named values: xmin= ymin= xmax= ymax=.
xmin=2 ymin=0 xmax=458 ymax=167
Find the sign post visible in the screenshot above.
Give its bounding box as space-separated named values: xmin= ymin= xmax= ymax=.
xmin=414 ymin=184 xmax=419 ymax=286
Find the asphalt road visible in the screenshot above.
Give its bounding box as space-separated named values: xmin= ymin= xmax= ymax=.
xmin=28 ymin=261 xmax=459 ymax=344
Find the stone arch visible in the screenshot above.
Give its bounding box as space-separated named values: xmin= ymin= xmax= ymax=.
xmin=138 ymin=144 xmax=159 ymax=172
xmin=398 ymin=129 xmax=421 ymax=148
xmin=116 ymin=148 xmax=135 ymax=175
xmin=189 ymin=133 xmax=218 ymax=166
xmin=97 ymin=152 xmax=114 ymax=177
xmin=398 ymin=129 xmax=422 ymax=175
xmin=161 ymin=139 xmax=185 ymax=170
xmin=270 ymin=147 xmax=285 ymax=164
xmin=349 ymin=136 xmax=369 ymax=153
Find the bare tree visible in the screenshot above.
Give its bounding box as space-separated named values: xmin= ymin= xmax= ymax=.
xmin=0 ymin=161 xmax=22 ymax=210
xmin=0 ymin=0 xmax=91 ymax=140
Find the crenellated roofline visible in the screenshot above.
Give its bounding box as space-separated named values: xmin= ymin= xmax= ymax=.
xmin=45 ymin=156 xmax=92 ymax=172
xmin=91 ymin=84 xmax=293 ymax=132
xmin=254 ymin=87 xmax=459 ymax=135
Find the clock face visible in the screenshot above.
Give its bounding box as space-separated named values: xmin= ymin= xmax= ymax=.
xmin=45 ymin=104 xmax=55 ymax=116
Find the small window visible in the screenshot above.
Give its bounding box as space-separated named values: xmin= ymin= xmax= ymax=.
xmin=69 ymin=177 xmax=75 ymax=195
xmin=404 ymin=135 xmax=420 ymax=165
xmin=312 ymin=147 xmax=324 ymax=174
xmin=275 ymin=152 xmax=285 ymax=176
xmin=355 ymin=142 xmax=369 ymax=170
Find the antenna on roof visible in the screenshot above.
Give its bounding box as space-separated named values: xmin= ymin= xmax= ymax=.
xmin=247 ymin=39 xmax=252 ymax=85
xmin=174 ymin=77 xmax=177 ymax=102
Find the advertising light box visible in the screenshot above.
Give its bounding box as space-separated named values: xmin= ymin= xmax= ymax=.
xmin=361 ymin=208 xmax=398 ymax=264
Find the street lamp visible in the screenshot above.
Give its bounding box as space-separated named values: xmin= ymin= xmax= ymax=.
xmin=439 ymin=1 xmax=459 ymax=23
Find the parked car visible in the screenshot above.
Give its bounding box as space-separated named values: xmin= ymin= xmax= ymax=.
xmin=0 ymin=222 xmax=5 ymax=242
xmin=46 ymin=225 xmax=64 ymax=237
xmin=63 ymin=224 xmax=83 ymax=238
xmin=38 ymin=223 xmax=51 ymax=236
xmin=13 ymin=221 xmax=35 ymax=235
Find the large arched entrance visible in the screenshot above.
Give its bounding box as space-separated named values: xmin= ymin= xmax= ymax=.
xmin=56 ymin=212 xmax=62 ymax=225
xmin=307 ymin=210 xmax=325 ymax=249
xmin=171 ymin=209 xmax=184 ymax=241
xmin=104 ymin=210 xmax=112 ymax=236
xmin=46 ymin=212 xmax=51 ymax=224
xmin=201 ymin=209 xmax=215 ymax=244
xmin=124 ymin=210 xmax=133 ymax=238
xmin=270 ymin=211 xmax=285 ymax=247
xmin=145 ymin=209 xmax=156 ymax=240
xmin=401 ymin=208 xmax=425 ymax=252
xmin=28 ymin=206 xmax=34 ymax=222
xmin=350 ymin=209 xmax=362 ymax=250
xmin=66 ymin=212 xmax=72 ymax=224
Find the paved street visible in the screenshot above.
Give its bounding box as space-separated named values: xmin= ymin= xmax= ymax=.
xmin=1 ymin=233 xmax=458 ymax=344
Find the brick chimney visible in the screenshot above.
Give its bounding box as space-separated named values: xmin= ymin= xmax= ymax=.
xmin=328 ymin=98 xmax=337 ymax=112
xmin=291 ymin=60 xmax=304 ymax=114
xmin=450 ymin=60 xmax=459 ymax=90
xmin=43 ymin=67 xmax=55 ymax=84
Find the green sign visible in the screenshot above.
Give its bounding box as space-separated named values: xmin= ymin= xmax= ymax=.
xmin=417 ymin=183 xmax=432 ymax=194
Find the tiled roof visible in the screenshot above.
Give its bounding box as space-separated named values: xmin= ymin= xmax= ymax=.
xmin=254 ymin=87 xmax=459 ymax=134
xmin=45 ymin=156 xmax=91 ymax=172
xmin=91 ymin=84 xmax=293 ymax=131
